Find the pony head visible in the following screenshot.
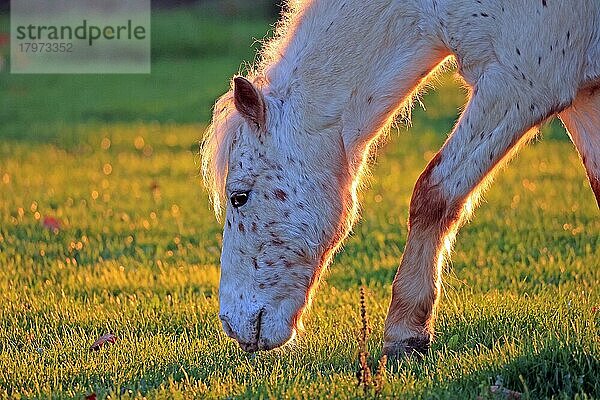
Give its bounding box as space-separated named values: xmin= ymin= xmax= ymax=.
xmin=202 ymin=76 xmax=358 ymax=352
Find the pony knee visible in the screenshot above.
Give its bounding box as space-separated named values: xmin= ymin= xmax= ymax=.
xmin=408 ymin=157 xmax=462 ymax=232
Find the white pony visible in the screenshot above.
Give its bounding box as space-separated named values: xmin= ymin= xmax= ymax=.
xmin=202 ymin=0 xmax=600 ymax=355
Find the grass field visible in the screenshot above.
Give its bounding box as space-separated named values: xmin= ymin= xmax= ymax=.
xmin=1 ymin=8 xmax=599 ymax=400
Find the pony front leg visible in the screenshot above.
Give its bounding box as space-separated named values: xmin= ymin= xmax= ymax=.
xmin=383 ymin=69 xmax=562 ymax=357
xmin=560 ymin=87 xmax=600 ymax=208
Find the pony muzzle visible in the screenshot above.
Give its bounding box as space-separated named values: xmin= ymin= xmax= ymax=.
xmin=219 ymin=308 xmax=296 ymax=352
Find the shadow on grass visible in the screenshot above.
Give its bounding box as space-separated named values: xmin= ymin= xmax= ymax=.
xmin=390 ymin=310 xmax=600 ymax=399
xmin=409 ymin=344 xmax=599 ymax=399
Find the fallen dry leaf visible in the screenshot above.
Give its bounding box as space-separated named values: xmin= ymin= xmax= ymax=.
xmin=85 ymin=394 xmax=97 ymax=400
xmin=42 ymin=216 xmax=61 ymax=232
xmin=89 ymin=333 xmax=117 ymax=351
xmin=477 ymin=386 xmax=522 ymax=400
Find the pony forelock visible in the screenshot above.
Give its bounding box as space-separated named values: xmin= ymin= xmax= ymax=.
xmin=201 ymin=91 xmax=244 ymax=218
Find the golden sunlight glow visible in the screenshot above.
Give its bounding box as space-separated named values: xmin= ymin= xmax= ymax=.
xmin=443 ymin=235 xmax=453 ymax=258
xmin=464 ymin=196 xmax=475 ymax=217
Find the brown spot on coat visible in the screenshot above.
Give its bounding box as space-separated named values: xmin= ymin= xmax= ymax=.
xmin=274 ymin=189 xmax=288 ymax=201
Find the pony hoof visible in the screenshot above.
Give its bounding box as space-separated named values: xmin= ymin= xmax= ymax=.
xmin=383 ymin=336 xmax=431 ymax=359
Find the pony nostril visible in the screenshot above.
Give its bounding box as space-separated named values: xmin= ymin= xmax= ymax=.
xmin=254 ymin=309 xmax=265 ymax=350
xmin=219 ymin=311 xmax=265 ymax=352
xmin=219 ymin=315 xmax=237 ymax=340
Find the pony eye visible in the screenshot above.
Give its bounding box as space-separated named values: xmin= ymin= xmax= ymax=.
xmin=230 ymin=191 xmax=249 ymax=208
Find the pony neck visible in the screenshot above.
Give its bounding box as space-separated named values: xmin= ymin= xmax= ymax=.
xmin=261 ymin=0 xmax=449 ymax=171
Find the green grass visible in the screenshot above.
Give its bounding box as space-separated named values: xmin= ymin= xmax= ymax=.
xmin=0 ymin=9 xmax=599 ymax=400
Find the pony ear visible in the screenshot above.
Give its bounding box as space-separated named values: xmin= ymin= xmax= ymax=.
xmin=233 ymin=77 xmax=266 ymax=130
